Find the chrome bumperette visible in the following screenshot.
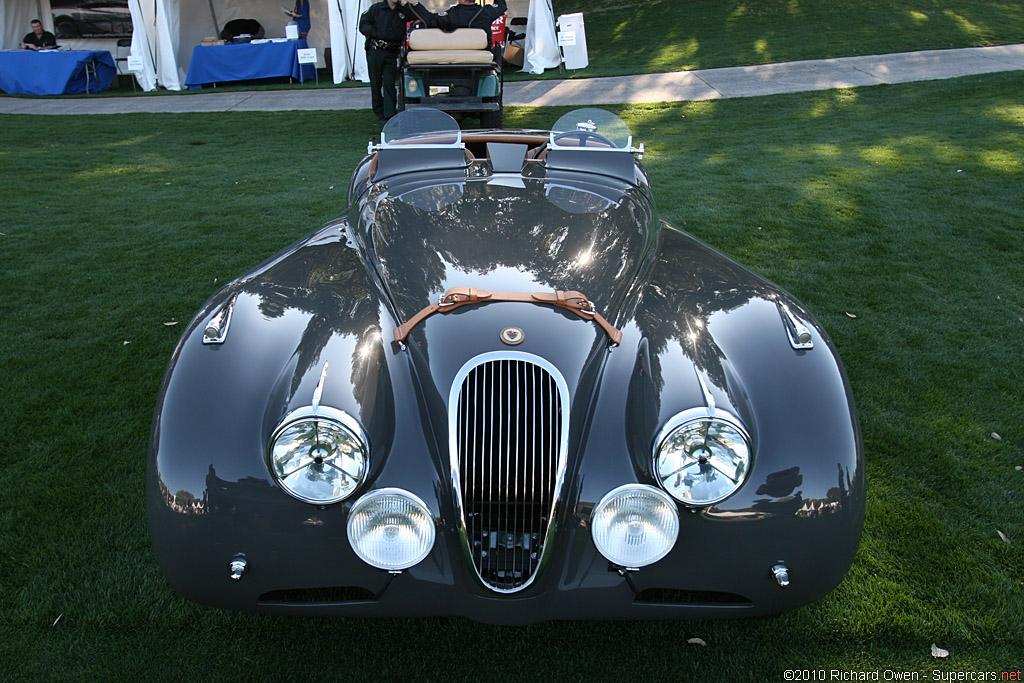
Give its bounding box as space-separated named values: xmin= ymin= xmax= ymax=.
xmin=448 ymin=351 xmax=569 ymax=594
xmin=203 ymin=294 xmax=237 ymax=345
xmin=772 ymin=563 xmax=791 ymax=587
xmin=777 ymin=301 xmax=813 ymax=350
xmin=229 ymin=555 xmax=247 ymax=581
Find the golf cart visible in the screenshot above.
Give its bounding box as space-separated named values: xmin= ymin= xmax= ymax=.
xmin=397 ymin=19 xmax=505 ymax=128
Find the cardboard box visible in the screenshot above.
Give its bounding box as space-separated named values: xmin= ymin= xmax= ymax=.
xmin=200 ymin=37 xmax=226 ymax=46
xmin=504 ymin=44 xmax=524 ymax=67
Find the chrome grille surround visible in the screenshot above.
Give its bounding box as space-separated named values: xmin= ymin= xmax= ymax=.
xmin=448 ymin=351 xmax=569 ymax=593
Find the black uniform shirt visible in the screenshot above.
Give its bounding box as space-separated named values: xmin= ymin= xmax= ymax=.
xmin=359 ymin=1 xmax=412 ymax=48
xmin=440 ymin=0 xmax=507 ymax=32
xmin=23 ymin=30 xmax=57 ymax=49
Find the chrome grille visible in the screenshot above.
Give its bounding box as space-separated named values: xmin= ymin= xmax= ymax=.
xmin=451 ymin=353 xmax=567 ymax=593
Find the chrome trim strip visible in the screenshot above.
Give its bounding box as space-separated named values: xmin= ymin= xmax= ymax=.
xmin=311 ymin=363 xmax=328 ymax=413
xmin=448 ymin=351 xmax=570 ymax=594
xmin=693 ymin=366 xmax=716 ymax=416
xmin=777 ymin=301 xmax=813 ymax=350
xmin=202 ymin=294 xmax=237 ymax=345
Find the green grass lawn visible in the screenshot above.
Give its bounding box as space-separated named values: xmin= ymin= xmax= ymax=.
xmin=1 ymin=71 xmax=1022 ymax=679
xmin=536 ymin=0 xmax=1024 ymax=79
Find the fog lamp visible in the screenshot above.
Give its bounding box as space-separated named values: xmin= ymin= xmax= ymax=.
xmin=591 ymin=484 xmax=678 ymax=568
xmin=348 ymin=488 xmax=435 ymax=570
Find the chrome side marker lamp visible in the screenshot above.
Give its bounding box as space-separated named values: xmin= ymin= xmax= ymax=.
xmin=777 ymin=301 xmax=813 ymax=350
xmin=203 ymin=294 xmax=238 ymax=345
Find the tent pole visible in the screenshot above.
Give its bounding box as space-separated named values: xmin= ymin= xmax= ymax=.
xmin=207 ymin=0 xmax=220 ymax=37
xmin=338 ymin=0 xmax=353 ymax=77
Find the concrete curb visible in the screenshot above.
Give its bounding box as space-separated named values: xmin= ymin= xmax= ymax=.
xmin=2 ymin=43 xmax=1022 ymax=115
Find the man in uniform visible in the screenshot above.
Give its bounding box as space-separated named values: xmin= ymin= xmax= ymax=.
xmin=20 ymin=19 xmax=57 ymax=50
xmin=360 ymin=0 xmax=433 ymax=125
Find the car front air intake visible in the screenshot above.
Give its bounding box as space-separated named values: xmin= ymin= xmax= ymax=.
xmin=449 ymin=352 xmax=569 ymax=593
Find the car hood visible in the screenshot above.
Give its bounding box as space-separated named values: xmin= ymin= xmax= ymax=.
xmin=364 ymin=174 xmax=657 ymax=333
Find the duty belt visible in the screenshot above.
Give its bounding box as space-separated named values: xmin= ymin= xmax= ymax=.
xmin=371 ymin=39 xmax=401 ymax=52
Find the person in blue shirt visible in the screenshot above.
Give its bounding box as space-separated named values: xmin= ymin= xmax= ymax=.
xmin=292 ymin=0 xmax=311 ymax=38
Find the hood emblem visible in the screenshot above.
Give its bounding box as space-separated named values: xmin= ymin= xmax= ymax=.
xmin=500 ymin=327 xmax=525 ymax=345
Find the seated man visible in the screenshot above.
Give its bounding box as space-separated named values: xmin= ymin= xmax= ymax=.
xmin=431 ymin=0 xmax=507 ymax=45
xmin=20 ymin=20 xmax=57 ymax=50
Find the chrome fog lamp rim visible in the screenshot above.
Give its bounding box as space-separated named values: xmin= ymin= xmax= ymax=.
xmin=591 ymin=483 xmax=679 ymax=569
xmin=347 ymin=488 xmax=436 ymax=571
xmin=267 ymin=405 xmax=369 ymax=505
xmin=653 ymin=407 xmax=752 ymax=507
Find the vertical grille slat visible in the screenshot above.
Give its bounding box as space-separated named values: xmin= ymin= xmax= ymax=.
xmin=453 ymin=355 xmax=565 ymax=593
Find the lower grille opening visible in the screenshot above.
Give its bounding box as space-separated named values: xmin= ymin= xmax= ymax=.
xmin=468 ymin=503 xmax=549 ymax=588
xmin=635 ymin=588 xmax=752 ymax=606
xmin=259 ymin=586 xmax=375 ymax=603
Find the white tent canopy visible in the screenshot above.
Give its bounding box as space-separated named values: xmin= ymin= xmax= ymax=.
xmin=1 ymin=0 xmax=560 ymax=91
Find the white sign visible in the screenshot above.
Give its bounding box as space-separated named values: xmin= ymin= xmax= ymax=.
xmin=297 ymin=47 xmax=317 ymax=65
xmin=127 ymin=56 xmax=144 ymax=72
xmin=557 ymin=31 xmax=577 ymax=47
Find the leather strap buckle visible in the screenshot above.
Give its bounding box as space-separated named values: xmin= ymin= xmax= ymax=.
xmin=394 ymin=286 xmax=622 ymax=347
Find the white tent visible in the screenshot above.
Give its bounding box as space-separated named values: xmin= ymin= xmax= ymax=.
xmin=1 ymin=0 xmax=560 ymax=91
xmin=1 ymin=0 xmax=55 ymax=51
xmin=520 ymin=0 xmax=558 ymax=74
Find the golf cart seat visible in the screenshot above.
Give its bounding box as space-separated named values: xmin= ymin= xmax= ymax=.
xmin=407 ymin=28 xmax=494 ymax=65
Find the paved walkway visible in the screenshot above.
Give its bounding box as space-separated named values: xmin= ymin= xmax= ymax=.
xmin=2 ymin=44 xmax=1022 ymax=115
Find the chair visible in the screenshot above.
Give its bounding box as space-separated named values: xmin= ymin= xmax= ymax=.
xmin=114 ymin=38 xmax=136 ymax=92
xmin=220 ymin=19 xmax=265 ymax=41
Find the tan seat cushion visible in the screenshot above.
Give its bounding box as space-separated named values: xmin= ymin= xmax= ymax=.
xmin=407 ymin=49 xmax=495 ymax=64
xmin=409 ymin=28 xmax=488 ymax=51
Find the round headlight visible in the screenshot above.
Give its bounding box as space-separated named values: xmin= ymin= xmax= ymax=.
xmin=655 ymin=410 xmax=751 ymax=506
xmin=348 ymin=489 xmax=435 ymax=570
xmin=591 ymin=484 xmax=679 ymax=568
xmin=268 ymin=407 xmax=368 ymax=504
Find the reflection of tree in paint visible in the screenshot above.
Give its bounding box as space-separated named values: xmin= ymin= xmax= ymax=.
xmin=634 ymin=227 xmax=773 ymax=391
xmin=242 ymin=233 xmax=384 ymax=397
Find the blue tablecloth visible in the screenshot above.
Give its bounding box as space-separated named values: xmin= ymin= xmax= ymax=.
xmin=0 ymin=50 xmax=116 ymax=95
xmin=185 ymin=39 xmax=316 ymax=89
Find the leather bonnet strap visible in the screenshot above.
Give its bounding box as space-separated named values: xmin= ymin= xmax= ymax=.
xmin=393 ymin=287 xmax=623 ymax=346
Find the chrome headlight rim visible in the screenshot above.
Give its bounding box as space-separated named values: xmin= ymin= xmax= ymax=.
xmin=267 ymin=405 xmax=369 ymax=505
xmin=591 ymin=483 xmax=680 ymax=568
xmin=653 ymin=407 xmax=753 ymax=508
xmin=347 ymin=487 xmax=436 ymax=571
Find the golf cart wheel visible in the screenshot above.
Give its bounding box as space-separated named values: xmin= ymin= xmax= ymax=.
xmin=480 ymin=109 xmax=503 ymax=129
